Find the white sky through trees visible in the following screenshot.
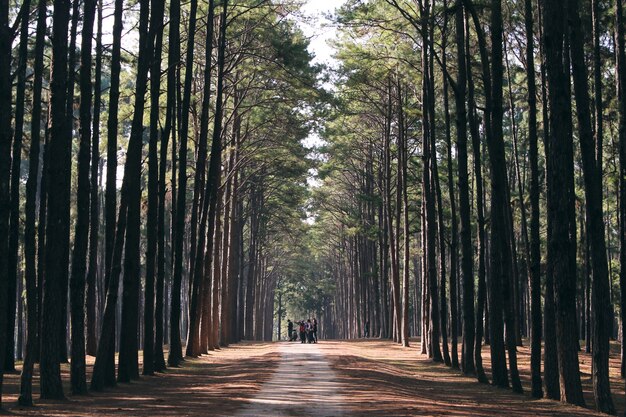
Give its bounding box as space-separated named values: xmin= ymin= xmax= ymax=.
xmin=299 ymin=0 xmax=346 ymax=66
xmin=299 ymin=0 xmax=346 ymax=197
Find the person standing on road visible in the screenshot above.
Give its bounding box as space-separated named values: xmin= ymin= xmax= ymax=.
xmin=299 ymin=321 xmax=306 ymax=343
xmin=287 ymin=319 xmax=294 ymax=341
xmin=312 ymin=318 xmax=318 ymax=343
xmin=306 ymin=319 xmax=314 ymax=343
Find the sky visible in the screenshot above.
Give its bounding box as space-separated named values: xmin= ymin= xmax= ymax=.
xmin=297 ymin=0 xmax=347 ymax=198
xmin=298 ymin=0 xmax=347 ymax=67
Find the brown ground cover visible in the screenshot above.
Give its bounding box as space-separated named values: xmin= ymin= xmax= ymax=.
xmin=1 ymin=343 xmax=278 ymax=416
xmin=323 ymin=338 xmax=623 ymax=416
xmin=1 ymin=338 xmax=625 ymax=416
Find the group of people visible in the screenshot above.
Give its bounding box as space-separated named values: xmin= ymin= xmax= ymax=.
xmin=287 ymin=318 xmax=318 ymax=343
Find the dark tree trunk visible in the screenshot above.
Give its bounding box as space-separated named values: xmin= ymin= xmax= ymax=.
xmin=60 ymin=0 xmax=79 ymax=363
xmin=465 ymin=13 xmax=488 ymax=383
xmin=537 ymin=0 xmax=559 ymax=400
xmin=86 ymin=0 xmax=103 ymax=358
xmin=542 ymin=0 xmax=585 ymax=405
xmin=170 ymin=0 xmax=198 ymax=367
xmin=567 ymin=0 xmax=614 ymax=411
xmin=40 ymin=0 xmax=72 ymax=399
xmin=101 ymin=0 xmax=123 ymax=384
xmin=19 ymin=0 xmax=47 ymax=405
xmin=491 ymin=0 xmax=522 ymax=391
xmin=398 ymin=83 xmax=411 ymax=348
xmin=0 ymin=0 xmax=12 ymax=406
xmin=524 ymin=0 xmax=543 ymax=399
xmin=5 ymin=0 xmax=32 ymax=374
xmin=454 ymin=1 xmax=475 ymax=375
xmin=118 ymin=0 xmax=153 ymax=383
xmin=187 ymin=0 xmax=215 ymax=357
xmin=144 ymin=0 xmax=165 ymax=376
xmin=69 ymin=0 xmax=97 ymax=395
xmin=421 ymin=0 xmax=442 ymax=362
xmin=92 ymin=0 xmax=123 ymax=389
xmin=442 ymin=0 xmax=459 ymax=369
xmin=617 ymin=0 xmax=626 ymax=404
xmin=157 ymin=0 xmax=180 ymax=371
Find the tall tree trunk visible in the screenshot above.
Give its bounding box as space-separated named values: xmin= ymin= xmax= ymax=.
xmin=455 ymin=1 xmax=475 ymax=374
xmin=465 ymin=13 xmax=488 ymax=383
xmin=60 ymin=0 xmax=80 ymax=363
xmin=0 ymin=0 xmax=12 ymax=406
xmin=536 ymin=0 xmax=559 ymax=399
xmin=420 ymin=0 xmax=442 ymax=361
xmin=86 ymin=0 xmax=103 ymax=358
xmin=567 ymin=0 xmax=614 ymax=411
xmin=398 ymin=83 xmax=410 ymax=348
xmin=158 ymin=0 xmax=180 ymax=371
xmin=442 ymin=0 xmax=459 ymax=368
xmin=542 ymin=0 xmax=585 ymax=405
xmin=187 ymin=0 xmax=215 ymax=357
xmin=616 ymin=0 xmax=626 ymax=407
xmin=144 ymin=0 xmax=165 ymax=376
xmin=19 ymin=0 xmax=48 ymax=405
xmin=170 ymin=0 xmax=198 ymax=366
xmin=5 ymin=0 xmax=32 ymax=373
xmin=70 ymin=0 xmax=97 ymax=394
xmin=102 ymin=0 xmax=123 ymax=384
xmin=41 ymin=0 xmax=72 ymax=399
xmin=117 ymin=0 xmax=153 ymax=383
xmin=524 ymin=0 xmax=543 ymax=399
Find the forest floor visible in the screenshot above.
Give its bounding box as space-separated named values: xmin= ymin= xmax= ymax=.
xmin=1 ymin=338 xmax=622 ymax=416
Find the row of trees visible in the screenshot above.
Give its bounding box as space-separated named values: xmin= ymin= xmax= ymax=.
xmin=0 ymin=0 xmax=319 ymax=407
xmin=312 ymin=0 xmax=626 ymax=413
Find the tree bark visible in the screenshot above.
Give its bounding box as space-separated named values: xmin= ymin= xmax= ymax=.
xmin=40 ymin=0 xmax=72 ymax=399
xmin=117 ymin=0 xmax=153 ymax=383
xmin=86 ymin=0 xmax=103 ymax=358
xmin=524 ymin=0 xmax=543 ymax=399
xmin=542 ymin=0 xmax=585 ymax=405
xmin=19 ymin=0 xmax=48 ymax=405
xmin=567 ymin=0 xmax=614 ymax=411
xmin=0 ymin=0 xmax=12 ymax=406
xmin=69 ymin=0 xmax=97 ymax=394
xmin=454 ymin=1 xmax=475 ymax=374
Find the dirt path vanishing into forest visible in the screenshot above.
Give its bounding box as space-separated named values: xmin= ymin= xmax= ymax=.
xmin=1 ymin=339 xmax=621 ymax=416
xmin=233 ymin=343 xmax=345 ymax=417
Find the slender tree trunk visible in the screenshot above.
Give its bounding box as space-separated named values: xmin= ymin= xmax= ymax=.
xmin=144 ymin=0 xmax=165 ymax=376
xmin=117 ymin=0 xmax=153 ymax=383
xmin=398 ymin=83 xmax=410 ymax=348
xmin=19 ymin=0 xmax=47 ymax=405
xmin=524 ymin=0 xmax=543 ymax=399
xmin=5 ymin=0 xmax=32 ymax=373
xmin=616 ymin=0 xmax=626 ymax=408
xmin=567 ymin=0 xmax=614 ymax=410
xmin=442 ymin=0 xmax=459 ymax=368
xmin=102 ymin=0 xmax=123 ymax=384
xmin=455 ymin=1 xmax=475 ymax=374
xmin=40 ymin=0 xmax=72 ymax=399
xmin=69 ymin=0 xmax=97 ymax=394
xmin=0 ymin=0 xmax=12 ymax=406
xmin=187 ymin=0 xmax=215 ymax=357
xmin=170 ymin=0 xmax=198 ymax=366
xmin=465 ymin=14 xmax=488 ymax=383
xmin=542 ymin=0 xmax=585 ymax=405
xmin=86 ymin=0 xmax=103 ymax=358
xmin=158 ymin=0 xmax=180 ymax=371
